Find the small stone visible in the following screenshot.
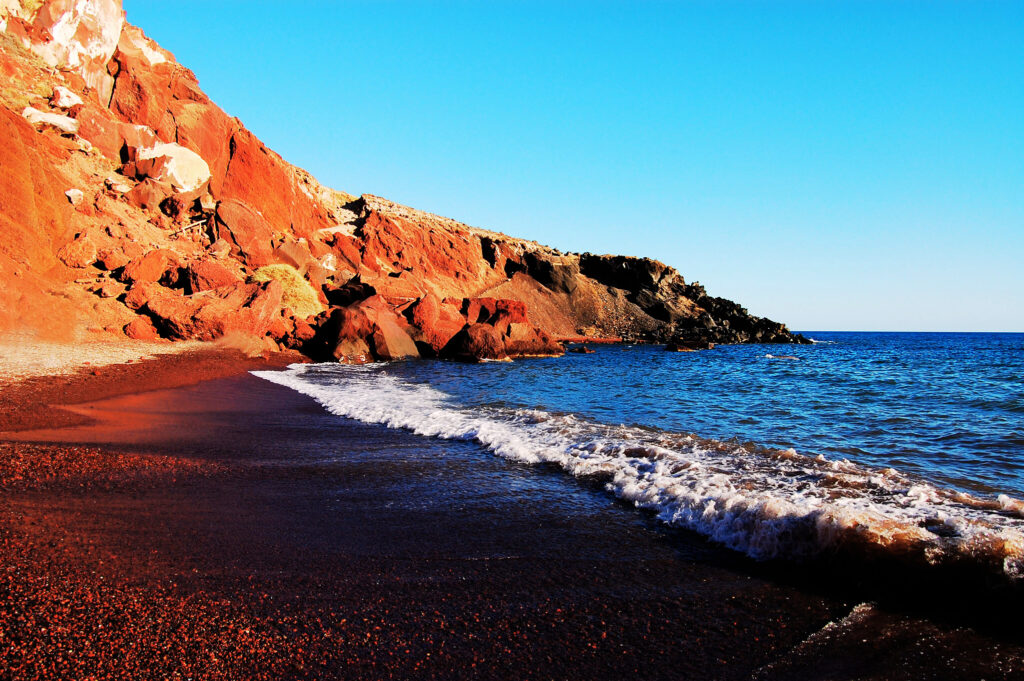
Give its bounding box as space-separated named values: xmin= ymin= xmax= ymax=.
xmin=105 ymin=177 xmax=133 ymax=194
xmin=51 ymin=86 xmax=84 ymax=109
xmin=65 ymin=188 xmax=85 ymax=205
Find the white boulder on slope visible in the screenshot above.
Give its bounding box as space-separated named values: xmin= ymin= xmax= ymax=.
xmin=50 ymin=85 xmax=83 ymax=109
xmin=134 ymin=143 xmax=212 ymax=194
xmin=22 ymin=106 xmax=79 ymax=134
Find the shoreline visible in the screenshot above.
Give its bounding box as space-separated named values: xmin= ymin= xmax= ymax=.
xmin=2 ymin=351 xmax=1023 ymax=679
xmin=0 ymin=346 xmax=303 ymax=433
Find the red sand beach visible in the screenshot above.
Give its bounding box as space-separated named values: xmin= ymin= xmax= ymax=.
xmin=2 ymin=353 xmax=1023 ymax=680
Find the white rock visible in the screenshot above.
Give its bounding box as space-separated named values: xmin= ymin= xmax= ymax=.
xmin=51 ymin=85 xmax=83 ymax=109
xmin=28 ymin=0 xmax=123 ymax=71
xmin=25 ymin=0 xmax=124 ymax=101
xmin=135 ymin=143 xmax=211 ymax=194
xmin=104 ymin=176 xmax=132 ymax=193
xmin=65 ymin=188 xmax=84 ymax=205
xmin=319 ymin=253 xmax=339 ymax=272
xmin=22 ymin=106 xmax=80 ymax=134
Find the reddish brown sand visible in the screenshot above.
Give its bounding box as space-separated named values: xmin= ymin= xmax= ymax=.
xmin=1 ymin=352 xmax=1022 ymax=680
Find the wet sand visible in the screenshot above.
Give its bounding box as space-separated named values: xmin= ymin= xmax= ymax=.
xmin=2 ymin=357 xmax=1022 ymax=679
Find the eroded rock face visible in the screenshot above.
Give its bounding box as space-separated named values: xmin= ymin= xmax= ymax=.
xmin=0 ymin=106 xmax=74 ymax=330
xmin=214 ymin=199 xmax=276 ymax=267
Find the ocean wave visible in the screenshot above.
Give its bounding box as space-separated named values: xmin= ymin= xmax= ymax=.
xmin=253 ymin=364 xmax=1024 ymax=579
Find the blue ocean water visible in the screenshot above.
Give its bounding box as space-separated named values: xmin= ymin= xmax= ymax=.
xmin=389 ymin=331 xmax=1024 ymax=497
xmin=255 ymin=332 xmax=1024 ymax=575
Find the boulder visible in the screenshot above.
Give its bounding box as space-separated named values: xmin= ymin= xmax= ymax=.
xmin=358 ymin=296 xmax=420 ymax=361
xmin=49 ymin=85 xmax=83 ymax=109
xmin=208 ymin=238 xmax=232 ymax=259
xmin=75 ymin=103 xmax=160 ymax=161
xmin=56 ymin=233 xmax=97 ymax=268
xmin=272 ymin=240 xmax=314 ymax=272
xmin=290 ymin=318 xmax=317 ymax=347
xmin=187 ymin=259 xmax=241 ymax=292
xmin=50 ymin=85 xmax=83 ymax=109
xmin=104 ymin=176 xmax=133 ymax=193
xmin=315 ymin=306 xmax=374 ymax=364
xmin=265 ymin=313 xmax=291 ymax=344
xmin=145 ymin=280 xmax=284 ymax=341
xmin=406 ymin=292 xmax=466 ymax=355
xmin=461 ymin=297 xmax=499 ymax=324
xmin=21 ymin=106 xmax=79 ymax=134
xmin=214 ymin=198 xmax=276 ymax=267
xmin=96 ymin=247 xmax=129 ymax=271
xmin=96 ymin=240 xmax=143 ymax=271
xmin=170 ymin=100 xmax=237 ymax=195
xmin=93 ymin=279 xmax=124 ymax=298
xmin=123 ymin=281 xmax=166 ymax=312
xmin=124 ymin=316 xmax=160 ymax=341
xmin=441 ymin=324 xmax=509 ymax=362
xmin=314 ymin=296 xmax=419 ymax=363
xmin=324 ymin=278 xmax=376 ymax=307
xmin=486 ymin=299 xmax=530 ymax=331
xmin=64 ymin=188 xmax=84 ymax=205
xmin=500 ymin=322 xmax=563 ymax=358
xmin=124 ymin=177 xmax=172 ymax=210
xmin=128 ymin=142 xmax=211 ymax=194
xmin=121 ymin=249 xmax=182 ymax=285
xmin=304 ymin=260 xmax=332 ymax=299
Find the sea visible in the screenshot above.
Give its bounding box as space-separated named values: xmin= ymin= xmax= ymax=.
xmin=254 ymin=331 xmax=1024 ymax=581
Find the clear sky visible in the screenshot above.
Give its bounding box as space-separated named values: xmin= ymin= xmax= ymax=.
xmin=122 ymin=1 xmax=1022 ymax=332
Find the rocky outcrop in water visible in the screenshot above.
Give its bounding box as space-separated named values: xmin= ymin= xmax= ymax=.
xmin=0 ymin=0 xmax=806 ymax=358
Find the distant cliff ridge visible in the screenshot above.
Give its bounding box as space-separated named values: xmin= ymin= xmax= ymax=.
xmin=0 ymin=0 xmax=807 ymax=361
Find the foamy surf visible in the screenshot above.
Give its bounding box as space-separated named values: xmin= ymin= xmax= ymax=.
xmin=253 ymin=363 xmax=1024 ymax=579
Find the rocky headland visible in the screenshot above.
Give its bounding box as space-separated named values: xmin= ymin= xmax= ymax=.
xmin=0 ymin=0 xmax=807 ymax=363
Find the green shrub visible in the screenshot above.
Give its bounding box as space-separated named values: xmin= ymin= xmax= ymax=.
xmin=252 ymin=264 xmax=323 ymax=319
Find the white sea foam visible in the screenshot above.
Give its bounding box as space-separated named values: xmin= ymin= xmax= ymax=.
xmin=253 ymin=364 xmax=1024 ymax=577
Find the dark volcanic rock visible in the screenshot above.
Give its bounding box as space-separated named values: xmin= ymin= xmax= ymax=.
xmin=324 ymin=278 xmax=376 ymax=307
xmin=668 ymin=283 xmax=811 ymax=346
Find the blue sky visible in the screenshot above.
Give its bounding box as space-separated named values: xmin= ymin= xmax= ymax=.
xmin=123 ymin=1 xmax=1023 ymax=331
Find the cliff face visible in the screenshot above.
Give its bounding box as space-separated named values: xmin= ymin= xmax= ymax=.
xmin=0 ymin=0 xmax=807 ymax=360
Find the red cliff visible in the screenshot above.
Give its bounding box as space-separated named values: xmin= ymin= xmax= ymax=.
xmin=0 ymin=0 xmax=807 ymax=360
